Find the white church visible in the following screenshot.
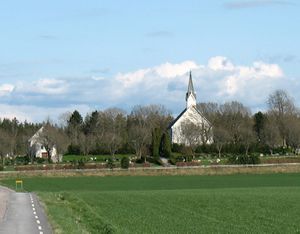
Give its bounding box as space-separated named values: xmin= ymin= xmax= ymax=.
xmin=169 ymin=72 xmax=213 ymax=145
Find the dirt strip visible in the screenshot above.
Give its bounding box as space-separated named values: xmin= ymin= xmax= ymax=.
xmin=2 ymin=163 xmax=300 ymax=179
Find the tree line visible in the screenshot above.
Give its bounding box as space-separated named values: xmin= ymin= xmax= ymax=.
xmin=1 ymin=89 xmax=300 ymax=165
xmin=194 ymin=89 xmax=300 ymax=157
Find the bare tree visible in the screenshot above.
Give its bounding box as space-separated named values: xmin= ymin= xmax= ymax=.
xmin=285 ymin=116 xmax=300 ymax=152
xmin=0 ymin=129 xmax=11 ymax=168
xmin=131 ymin=104 xmax=172 ymax=130
xmin=58 ymin=111 xmax=72 ymax=128
xmin=213 ymin=125 xmax=230 ymax=158
xmin=128 ymin=105 xmax=172 ymax=161
xmin=79 ymin=133 xmax=95 ymax=156
xmin=102 ymin=108 xmax=127 ymax=157
xmin=219 ymin=101 xmax=252 ymax=144
xmin=38 ymin=123 xmax=69 ymax=162
xmin=197 ymin=102 xmax=219 ymax=125
xmin=263 ymin=116 xmax=281 ymax=155
xmin=267 ymin=90 xmax=297 ymax=147
xmin=180 ymin=120 xmax=203 ymax=157
xmin=240 ymin=122 xmax=256 ymax=155
xmin=128 ymin=124 xmax=149 ymax=161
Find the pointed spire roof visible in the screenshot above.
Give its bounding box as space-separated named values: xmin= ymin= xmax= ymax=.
xmin=186 ymin=71 xmax=196 ymax=101
xmin=187 ymin=71 xmax=195 ymax=94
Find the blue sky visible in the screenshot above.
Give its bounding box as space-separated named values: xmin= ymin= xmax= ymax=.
xmin=0 ymin=0 xmax=299 ymax=122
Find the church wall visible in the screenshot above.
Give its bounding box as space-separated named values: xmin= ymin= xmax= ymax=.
xmin=171 ymin=107 xmax=213 ymax=145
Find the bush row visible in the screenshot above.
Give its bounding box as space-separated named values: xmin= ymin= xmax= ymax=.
xmin=14 ymin=161 xmax=151 ymax=171
xmin=172 ymin=143 xmax=296 ymax=156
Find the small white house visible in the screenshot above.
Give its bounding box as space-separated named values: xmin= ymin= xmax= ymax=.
xmin=28 ymin=126 xmax=59 ymax=162
xmin=169 ymin=72 xmax=213 ymax=145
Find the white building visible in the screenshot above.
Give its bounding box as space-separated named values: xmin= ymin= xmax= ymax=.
xmin=28 ymin=126 xmax=59 ymax=162
xmin=169 ymin=72 xmax=213 ymax=145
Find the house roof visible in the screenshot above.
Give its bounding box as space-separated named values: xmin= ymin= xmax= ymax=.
xmin=28 ymin=126 xmax=44 ymax=144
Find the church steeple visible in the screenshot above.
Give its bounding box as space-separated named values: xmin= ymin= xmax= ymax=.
xmin=186 ymin=71 xmax=197 ymax=108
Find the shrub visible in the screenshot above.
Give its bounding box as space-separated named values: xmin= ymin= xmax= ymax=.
xmin=78 ymin=159 xmax=85 ymax=169
xmin=15 ymin=156 xmax=30 ymax=165
xmin=169 ymin=156 xmax=177 ymax=165
xmin=0 ymin=165 xmax=3 ymax=171
xmin=172 ymin=143 xmax=185 ymax=153
xmin=107 ymin=158 xmax=115 ymax=169
xmin=71 ymin=159 xmax=85 ymax=169
xmin=228 ymin=154 xmax=260 ymax=165
xmin=36 ymin=157 xmax=46 ymax=164
xmin=169 ymin=154 xmax=185 ymax=165
xmin=67 ymin=144 xmax=81 ymax=155
xmin=121 ymin=157 xmax=130 ymax=169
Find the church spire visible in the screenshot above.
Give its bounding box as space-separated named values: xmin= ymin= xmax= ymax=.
xmin=187 ymin=71 xmax=195 ymax=95
xmin=186 ymin=71 xmax=197 ymax=108
xmin=185 ymin=71 xmax=197 ymax=108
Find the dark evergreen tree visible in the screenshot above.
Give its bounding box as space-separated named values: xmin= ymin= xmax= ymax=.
xmin=160 ymin=132 xmax=172 ymax=158
xmin=67 ymin=110 xmax=83 ymax=152
xmin=253 ymin=111 xmax=266 ymax=143
xmin=68 ymin=110 xmax=83 ymax=127
xmin=83 ymin=111 xmax=99 ymax=135
xmin=152 ymin=128 xmax=161 ymax=158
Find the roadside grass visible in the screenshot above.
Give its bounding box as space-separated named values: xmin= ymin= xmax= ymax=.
xmin=62 ymin=154 xmax=134 ymax=163
xmin=2 ymin=174 xmax=300 ymax=233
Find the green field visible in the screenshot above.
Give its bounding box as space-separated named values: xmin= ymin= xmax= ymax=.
xmin=2 ymin=174 xmax=300 ymax=233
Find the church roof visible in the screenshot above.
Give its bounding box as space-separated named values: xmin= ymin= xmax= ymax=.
xmin=168 ymin=108 xmax=188 ymax=129
xmin=168 ymin=106 xmax=211 ymax=129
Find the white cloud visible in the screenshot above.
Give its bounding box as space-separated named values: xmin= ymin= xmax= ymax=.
xmin=0 ymin=56 xmax=294 ymax=121
xmin=111 ymin=56 xmax=288 ymax=112
xmin=0 ymin=103 xmax=91 ymax=122
xmin=208 ymin=56 xmax=235 ymax=71
xmin=0 ymin=84 xmax=14 ymax=96
xmin=252 ymin=61 xmax=283 ymax=78
xmin=219 ymin=61 xmax=284 ymax=96
xmin=116 ymin=60 xmax=199 ymax=88
xmin=15 ymin=78 xmax=68 ymax=95
xmin=116 ymin=68 xmax=151 ymax=88
xmin=35 ymin=78 xmax=68 ymax=95
xmin=154 ymin=61 xmax=199 ymax=78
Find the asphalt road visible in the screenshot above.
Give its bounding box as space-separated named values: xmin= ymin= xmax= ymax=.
xmin=0 ymin=187 xmax=52 ymax=234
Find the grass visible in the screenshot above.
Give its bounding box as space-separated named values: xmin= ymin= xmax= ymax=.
xmin=2 ymin=174 xmax=300 ymax=233
xmin=1 ymin=165 xmax=15 ymax=171
xmin=62 ymin=154 xmax=134 ymax=163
